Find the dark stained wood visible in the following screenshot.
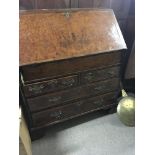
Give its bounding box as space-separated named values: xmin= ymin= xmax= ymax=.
xmin=21 ymin=51 xmax=122 ymax=83
xmin=23 ymin=75 xmax=78 ymax=97
xmin=19 ymin=9 xmax=126 ymax=66
xmin=28 ymin=78 xmax=119 ymax=112
xmin=37 ymin=0 xmax=70 ymax=9
xmin=19 ymin=9 xmax=127 ymax=140
xmin=30 ymin=128 xmax=45 ymax=141
xmin=81 ymin=65 xmax=120 ymax=84
xmin=23 ymin=65 xmax=120 ymax=97
xmin=108 ymin=104 xmax=117 ymax=114
xmin=32 ymin=91 xmax=117 ymax=127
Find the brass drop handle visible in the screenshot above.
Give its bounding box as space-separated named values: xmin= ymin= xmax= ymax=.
xmin=64 ymin=11 xmax=70 ymax=18
xmin=77 ymin=101 xmax=83 ymax=107
xmin=50 ymin=111 xmax=62 ymax=119
xmin=28 ymin=79 xmax=58 ymax=93
xmin=47 ymin=79 xmax=58 ymax=86
xmin=84 ymin=72 xmax=94 ymax=81
xmin=76 ymin=101 xmax=84 ymax=111
xmin=62 ymin=78 xmax=75 ymax=86
xmin=28 ymin=84 xmax=45 ymax=93
xmin=48 ymin=96 xmax=61 ymax=102
xmin=107 ymin=71 xmax=115 ymax=76
xmin=93 ymin=99 xmax=103 ymax=106
xmin=94 ymin=85 xmax=105 ymax=91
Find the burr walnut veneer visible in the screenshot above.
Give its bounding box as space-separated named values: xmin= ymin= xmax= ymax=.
xmin=19 ymin=9 xmax=127 ymax=140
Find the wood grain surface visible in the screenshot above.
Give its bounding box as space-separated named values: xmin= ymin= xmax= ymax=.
xmin=32 ymin=92 xmax=116 ymax=127
xmin=19 ymin=9 xmax=126 ymax=66
xmin=27 ymin=78 xmax=119 ymax=112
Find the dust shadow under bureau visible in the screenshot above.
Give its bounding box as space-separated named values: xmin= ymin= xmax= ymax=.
xmin=34 ymin=109 xmax=116 ymax=140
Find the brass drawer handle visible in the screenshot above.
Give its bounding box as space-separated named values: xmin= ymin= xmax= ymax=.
xmin=107 ymin=71 xmax=115 ymax=76
xmin=48 ymin=96 xmax=61 ymax=103
xmin=28 ymin=84 xmax=45 ymax=93
xmin=84 ymin=72 xmax=94 ymax=81
xmin=77 ymin=101 xmax=83 ymax=107
xmin=47 ymin=79 xmax=58 ymax=86
xmin=94 ymin=85 xmax=105 ymax=91
xmin=62 ymin=78 xmax=75 ymax=86
xmin=93 ymin=99 xmax=104 ymax=106
xmin=64 ymin=11 xmax=70 ymax=18
xmin=28 ymin=79 xmax=58 ymax=93
xmin=50 ymin=111 xmax=62 ymax=119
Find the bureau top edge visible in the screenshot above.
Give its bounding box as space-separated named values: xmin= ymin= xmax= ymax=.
xmin=19 ymin=8 xmax=120 ymax=15
xmin=19 ymin=49 xmax=126 ymax=67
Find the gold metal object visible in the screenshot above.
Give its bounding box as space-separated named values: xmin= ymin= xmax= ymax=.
xmin=64 ymin=11 xmax=70 ymax=18
xmin=117 ymin=88 xmax=135 ymax=126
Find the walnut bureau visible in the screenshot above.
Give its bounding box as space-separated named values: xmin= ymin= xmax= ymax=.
xmin=19 ymin=9 xmax=127 ymax=140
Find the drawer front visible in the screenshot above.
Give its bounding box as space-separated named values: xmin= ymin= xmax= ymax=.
xmin=81 ymin=66 xmax=120 ymax=84
xmin=28 ymin=78 xmax=119 ymax=112
xmin=21 ymin=51 xmax=122 ymax=83
xmin=23 ymin=75 xmax=78 ymax=97
xmin=32 ymin=91 xmax=117 ymax=127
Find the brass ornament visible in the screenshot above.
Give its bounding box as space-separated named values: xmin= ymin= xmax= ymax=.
xmin=117 ymin=89 xmax=135 ymax=127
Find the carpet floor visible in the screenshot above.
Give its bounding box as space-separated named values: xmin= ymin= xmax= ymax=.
xmin=32 ymin=111 xmax=135 ymax=155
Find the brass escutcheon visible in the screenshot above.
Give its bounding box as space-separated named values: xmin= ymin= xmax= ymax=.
xmin=64 ymin=11 xmax=71 ymax=18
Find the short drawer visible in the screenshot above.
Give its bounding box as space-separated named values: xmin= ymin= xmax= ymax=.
xmin=32 ymin=91 xmax=117 ymax=127
xmin=27 ymin=78 xmax=119 ymax=112
xmin=23 ymin=75 xmax=78 ymax=97
xmin=81 ymin=66 xmax=120 ymax=84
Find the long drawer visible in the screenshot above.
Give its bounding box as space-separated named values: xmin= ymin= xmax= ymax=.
xmin=32 ymin=91 xmax=117 ymax=127
xmin=28 ymin=78 xmax=119 ymax=112
xmin=21 ymin=51 xmax=122 ymax=83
